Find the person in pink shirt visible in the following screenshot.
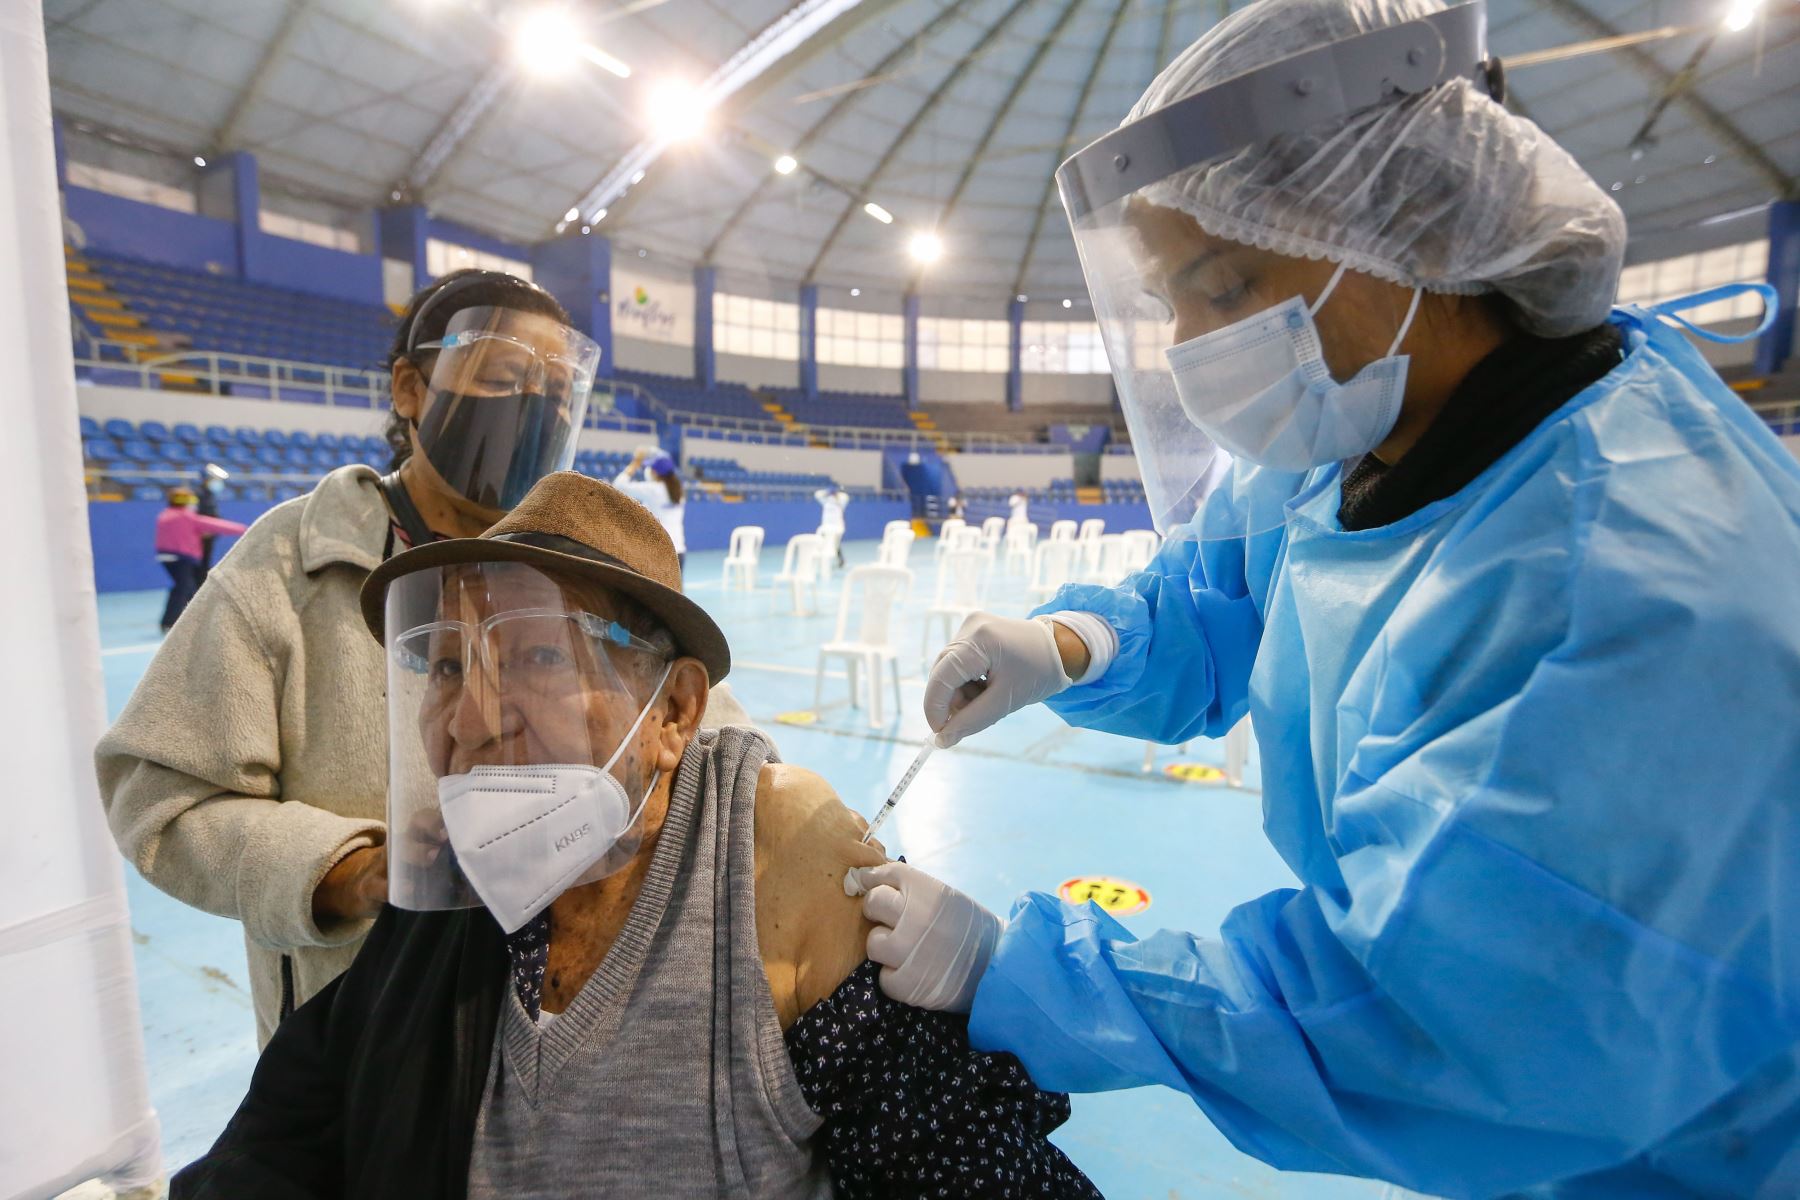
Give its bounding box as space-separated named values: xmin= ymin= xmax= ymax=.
xmin=156 ymin=487 xmax=248 ymax=633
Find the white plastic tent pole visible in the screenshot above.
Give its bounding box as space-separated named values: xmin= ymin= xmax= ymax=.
xmin=0 ymin=2 xmax=163 ymax=1196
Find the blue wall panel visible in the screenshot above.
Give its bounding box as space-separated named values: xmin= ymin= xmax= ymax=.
xmin=88 ymin=501 xmax=269 ymax=593
xmin=66 ymin=186 xmax=239 ymax=275
xmin=247 ymin=235 xmax=384 ymax=306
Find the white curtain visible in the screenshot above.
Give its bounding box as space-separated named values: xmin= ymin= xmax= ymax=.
xmin=0 ymin=2 xmax=162 ymax=1195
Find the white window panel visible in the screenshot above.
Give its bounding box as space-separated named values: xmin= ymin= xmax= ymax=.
xmin=880 ymin=314 xmax=903 ymax=340
xmin=880 ymin=341 xmax=904 ymax=369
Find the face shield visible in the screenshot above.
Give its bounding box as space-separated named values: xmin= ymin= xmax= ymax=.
xmin=411 ymin=306 xmax=601 ymax=512
xmin=384 ymin=561 xmax=674 ymax=932
xmin=1057 ymin=0 xmax=1493 ymax=532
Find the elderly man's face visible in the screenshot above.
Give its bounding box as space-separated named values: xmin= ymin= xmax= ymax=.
xmin=411 ymin=565 xmax=660 ymax=778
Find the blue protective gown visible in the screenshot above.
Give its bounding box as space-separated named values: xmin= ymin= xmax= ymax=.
xmin=969 ymin=304 xmax=1800 ymax=1198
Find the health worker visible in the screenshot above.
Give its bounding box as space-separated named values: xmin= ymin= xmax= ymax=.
xmin=858 ymin=0 xmax=1800 ymax=1195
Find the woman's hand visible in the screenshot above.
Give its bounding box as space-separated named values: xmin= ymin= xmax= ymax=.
xmin=312 ymin=844 xmax=388 ymax=926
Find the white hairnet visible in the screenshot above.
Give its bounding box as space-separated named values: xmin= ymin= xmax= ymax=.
xmin=1132 ymin=0 xmax=1626 ymax=337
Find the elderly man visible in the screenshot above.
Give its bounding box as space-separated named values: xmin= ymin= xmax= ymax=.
xmin=173 ymin=472 xmax=1099 ymax=1200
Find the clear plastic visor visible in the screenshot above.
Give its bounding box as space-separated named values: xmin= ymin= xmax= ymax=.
xmin=412 ymin=306 xmax=602 ymax=512
xmin=383 ymin=561 xmax=672 ymax=912
xmin=1070 ymin=191 xmax=1312 ymax=537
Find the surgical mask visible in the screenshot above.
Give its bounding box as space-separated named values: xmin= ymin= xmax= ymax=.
xmin=414 ymin=387 xmax=572 ymax=510
xmin=1165 ymin=264 xmax=1422 ymax=472
xmin=436 ymin=661 xmax=673 ymax=933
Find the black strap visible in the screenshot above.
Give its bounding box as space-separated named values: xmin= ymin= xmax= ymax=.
xmin=379 ymin=470 xmax=438 ymax=552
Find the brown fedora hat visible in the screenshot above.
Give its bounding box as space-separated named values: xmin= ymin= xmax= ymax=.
xmin=360 ymin=471 xmax=730 ymax=681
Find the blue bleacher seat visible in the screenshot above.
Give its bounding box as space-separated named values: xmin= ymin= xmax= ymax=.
xmin=290 ymin=431 xmax=315 ymax=451
xmin=139 ymin=421 xmax=171 ymax=442
xmin=122 ymin=440 xmax=157 ymax=463
xmin=86 ymin=439 xmax=122 ymax=463
xmin=316 ymin=432 xmax=341 ymax=452
xmin=235 ymin=427 xmax=262 ymax=446
xmin=172 ymin=422 xmax=202 ymax=444
xmin=79 ymin=416 xmax=100 ymax=438
xmin=204 ymin=425 xmax=233 ymax=446
xmin=103 ymin=418 xmax=136 ymax=441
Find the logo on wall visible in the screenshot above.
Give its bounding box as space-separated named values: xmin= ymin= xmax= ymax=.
xmin=617 ymin=283 xmax=677 ymax=338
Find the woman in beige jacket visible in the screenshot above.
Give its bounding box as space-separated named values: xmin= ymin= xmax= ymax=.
xmin=97 ymin=270 xmax=752 ymax=1043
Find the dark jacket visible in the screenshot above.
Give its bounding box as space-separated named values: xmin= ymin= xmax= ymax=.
xmin=172 ymin=905 xmax=505 ymax=1200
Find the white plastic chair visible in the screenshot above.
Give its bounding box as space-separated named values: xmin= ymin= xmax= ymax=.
xmin=884 ymin=519 xmax=913 ymax=540
xmin=721 ymin=525 xmax=764 ymax=591
xmin=1004 ymin=521 xmax=1039 ymax=575
xmin=877 ymin=525 xmax=916 ymax=570
xmin=1078 ymin=517 xmax=1106 ymax=541
xmin=1029 ymin=538 xmax=1081 ymax=601
xmin=948 ymin=526 xmax=984 ymax=554
xmin=979 ymin=517 xmax=1006 ymax=562
xmin=816 ymin=564 xmax=913 ymax=728
xmin=1120 ymin=528 xmax=1161 ymax=574
xmin=1085 ymin=533 xmax=1131 ymax=584
xmin=1049 ymin=519 xmax=1078 ymax=542
xmin=934 ymin=518 xmax=967 ymax=561
xmin=923 ymin=548 xmax=988 ymax=665
xmin=773 ymin=533 xmax=826 ymax=616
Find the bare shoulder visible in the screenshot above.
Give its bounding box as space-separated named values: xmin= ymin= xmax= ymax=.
xmin=753 ymin=763 xmax=887 ymax=1030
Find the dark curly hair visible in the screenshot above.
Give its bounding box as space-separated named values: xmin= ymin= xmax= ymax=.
xmin=383 ymin=269 xmax=571 ymax=471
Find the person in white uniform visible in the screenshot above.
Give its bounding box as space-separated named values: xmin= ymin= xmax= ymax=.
xmin=615 ymin=446 xmax=687 ymax=571
xmin=814 ymin=484 xmax=848 ymax=567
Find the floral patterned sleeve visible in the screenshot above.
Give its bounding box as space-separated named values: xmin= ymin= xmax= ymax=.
xmin=785 ymin=960 xmax=1103 ymax=1200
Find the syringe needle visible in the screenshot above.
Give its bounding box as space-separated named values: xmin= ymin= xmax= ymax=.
xmin=860 ymin=737 xmax=938 ymax=844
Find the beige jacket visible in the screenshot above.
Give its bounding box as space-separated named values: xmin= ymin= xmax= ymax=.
xmin=98 ymin=465 xmax=753 ymax=1044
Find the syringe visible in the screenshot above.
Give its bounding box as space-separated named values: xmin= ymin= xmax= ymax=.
xmin=860 ymin=736 xmax=940 ymax=845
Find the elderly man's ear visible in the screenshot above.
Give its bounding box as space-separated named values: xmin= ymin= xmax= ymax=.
xmin=652 ymin=658 xmax=711 ymax=773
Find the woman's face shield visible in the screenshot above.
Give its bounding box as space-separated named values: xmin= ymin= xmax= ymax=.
xmin=1057 ymin=1 xmax=1492 ymax=533
xmin=383 ymin=561 xmax=671 ymax=912
xmin=411 ymin=306 xmax=601 ymax=513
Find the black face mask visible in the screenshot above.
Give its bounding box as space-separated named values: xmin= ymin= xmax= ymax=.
xmin=414 ymin=388 xmax=574 ymax=511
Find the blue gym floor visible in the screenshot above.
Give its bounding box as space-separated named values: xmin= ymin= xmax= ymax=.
xmin=98 ymin=537 xmax=1398 ymax=1199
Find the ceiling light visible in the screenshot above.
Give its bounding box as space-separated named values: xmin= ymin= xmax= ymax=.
xmin=564 ymin=206 xmax=581 ymax=222
xmin=638 ymin=248 xmax=647 ymax=257
xmin=630 ymin=170 xmax=645 ymax=184
xmin=580 ymin=225 xmax=591 ymax=235
xmin=1704 ymin=155 xmax=1717 ymax=164
xmin=193 ymin=155 xmax=207 ymax=168
xmin=513 ymin=7 xmax=583 ymax=76
xmin=577 ymin=43 xmax=631 ymax=78
xmin=774 ymin=154 xmax=798 ymax=175
xmin=1015 ymin=293 xmax=1027 ymax=303
xmin=390 ymin=189 xmax=403 ymax=201
xmin=1723 ymin=0 xmax=1761 ymax=31
xmin=850 ymin=287 xmax=861 ymax=297
xmin=1610 ymin=181 xmax=1623 ymax=191
xmin=647 ymin=79 xmax=710 ymax=142
xmin=1061 ymin=298 xmax=1073 ymax=309
xmin=593 ymin=207 xmax=609 ymax=222
xmin=555 ymin=220 xmax=568 ymax=234
xmin=908 ymin=230 xmax=944 ymax=265
xmin=863 ymin=202 xmax=893 ymax=224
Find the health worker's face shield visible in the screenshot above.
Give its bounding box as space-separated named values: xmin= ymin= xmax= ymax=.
xmin=384 ymin=561 xmax=674 ymax=930
xmin=411 ymin=306 xmax=600 ymax=513
xmin=1056 ymin=0 xmax=1492 ymax=533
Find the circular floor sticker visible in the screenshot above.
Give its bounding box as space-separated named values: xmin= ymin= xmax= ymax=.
xmin=1058 ymin=876 xmax=1152 ymax=916
xmin=1164 ymin=762 xmax=1226 ymax=783
xmin=775 ymin=711 xmax=819 ymax=726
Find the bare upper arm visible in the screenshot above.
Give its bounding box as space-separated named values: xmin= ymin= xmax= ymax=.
xmin=753 ymin=763 xmax=887 ymax=1029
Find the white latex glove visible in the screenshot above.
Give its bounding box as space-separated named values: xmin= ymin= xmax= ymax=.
xmin=854 ymin=861 xmax=1001 ymax=1012
xmin=923 ymin=613 xmax=1070 ymax=748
